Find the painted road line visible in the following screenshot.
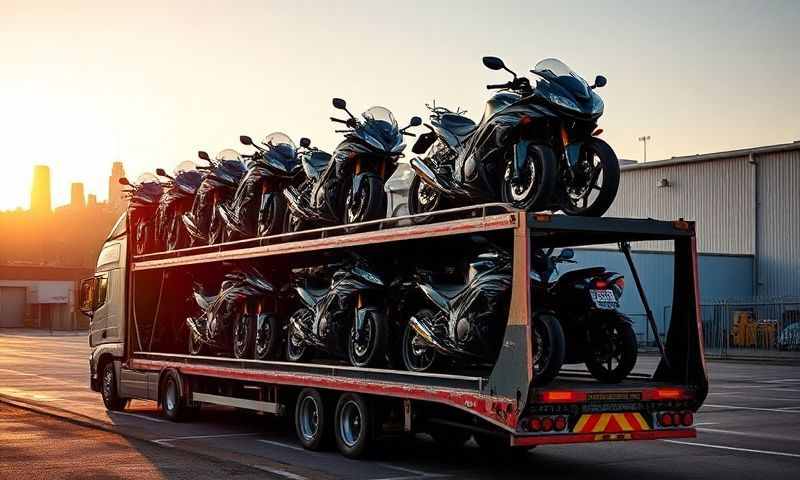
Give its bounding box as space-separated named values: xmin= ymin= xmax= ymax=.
xmin=152 ymin=432 xmax=262 ymax=444
xmin=701 ymin=404 xmax=800 ymax=414
xmin=707 ymin=393 xmax=800 ymax=401
xmin=664 ymin=440 xmax=800 ymax=459
xmin=692 ymin=422 xmax=720 ymax=427
xmin=697 ymin=427 xmax=800 ymax=441
xmin=253 ymin=465 xmax=308 ymax=480
xmin=258 ymin=439 xmax=309 ymax=452
xmin=377 ymin=463 xmax=449 ymax=478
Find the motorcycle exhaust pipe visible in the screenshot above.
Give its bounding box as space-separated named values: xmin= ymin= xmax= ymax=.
xmin=409 ymin=315 xmax=451 ymax=355
xmin=409 ymin=157 xmax=452 ymax=194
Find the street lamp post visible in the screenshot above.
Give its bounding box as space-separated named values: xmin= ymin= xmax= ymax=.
xmin=638 ymin=135 xmax=651 ymax=162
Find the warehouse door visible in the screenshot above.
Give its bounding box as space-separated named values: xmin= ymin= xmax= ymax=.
xmin=0 ymin=287 xmax=26 ymax=328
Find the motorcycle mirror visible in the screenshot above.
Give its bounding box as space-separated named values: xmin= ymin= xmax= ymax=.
xmin=332 ymin=98 xmax=347 ymax=110
xmin=118 ymin=177 xmax=131 ymax=186
xmin=240 ymin=135 xmax=253 ymax=146
xmin=155 ymin=168 xmax=167 ymax=177
xmin=299 ymin=137 xmax=311 ymax=148
xmin=482 ymin=56 xmax=505 ymax=71
xmin=591 ymin=75 xmax=607 ymax=89
xmin=197 ymin=150 xmax=210 ymax=161
xmin=408 ymin=116 xmax=422 ymax=127
xmin=559 ymin=248 xmax=575 ymax=260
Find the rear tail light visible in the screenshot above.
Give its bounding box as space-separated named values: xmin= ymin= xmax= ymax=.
xmin=541 ymin=417 xmax=554 ymax=432
xmin=658 ymin=411 xmax=694 ymax=428
xmin=554 ymin=416 xmax=567 ymax=431
xmin=529 ymin=417 xmax=542 ymax=432
xmin=682 ymin=412 xmax=694 ymax=426
xmin=659 ymin=413 xmax=673 ymax=427
xmin=524 ymin=415 xmax=569 ymax=433
xmin=594 ymin=279 xmax=609 ymax=289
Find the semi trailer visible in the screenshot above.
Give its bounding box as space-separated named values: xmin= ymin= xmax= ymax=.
xmin=80 ymin=204 xmax=708 ymax=458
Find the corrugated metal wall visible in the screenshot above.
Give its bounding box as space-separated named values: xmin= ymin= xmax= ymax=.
xmin=606 ymin=156 xmax=755 ymax=254
xmin=756 ymin=149 xmax=800 ymax=297
xmin=564 ymin=249 xmax=753 ymax=340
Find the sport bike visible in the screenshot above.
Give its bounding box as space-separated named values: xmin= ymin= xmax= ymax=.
xmin=182 ymin=149 xmax=247 ymax=246
xmin=218 ymin=132 xmax=302 ymax=241
xmin=285 ymin=254 xmax=387 ymax=367
xmin=154 ymin=162 xmax=204 ymax=251
xmin=119 ymin=173 xmax=163 ymax=255
xmin=410 ymin=56 xmax=618 ymax=217
xmin=531 ymin=248 xmax=637 ymax=383
xmin=186 ymin=266 xmax=279 ymax=360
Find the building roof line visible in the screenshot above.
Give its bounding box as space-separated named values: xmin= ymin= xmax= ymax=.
xmin=622 ymin=140 xmax=800 ymax=171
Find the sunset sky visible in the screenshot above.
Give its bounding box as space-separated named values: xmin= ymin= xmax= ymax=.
xmin=1 ymin=0 xmax=798 ymax=210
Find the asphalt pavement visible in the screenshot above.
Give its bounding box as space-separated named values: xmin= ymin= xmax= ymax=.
xmin=1 ymin=330 xmax=799 ymax=479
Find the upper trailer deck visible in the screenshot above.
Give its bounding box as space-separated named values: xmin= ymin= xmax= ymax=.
xmin=131 ymin=204 xmax=694 ymax=271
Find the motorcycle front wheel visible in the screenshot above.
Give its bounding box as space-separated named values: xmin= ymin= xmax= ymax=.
xmin=401 ymin=310 xmax=438 ymax=372
xmin=500 ymin=144 xmax=556 ymax=212
xmin=259 ymin=194 xmax=288 ymax=237
xmin=232 ymin=313 xmax=255 ymax=359
xmin=255 ymin=313 xmax=281 ymax=360
xmin=408 ymin=174 xmax=445 ymax=219
xmin=532 ymin=311 xmax=566 ymax=386
xmin=561 ymin=138 xmax=620 ymax=217
xmin=188 ymin=328 xmax=204 ymax=356
xmin=585 ymin=318 xmax=637 ymax=383
xmin=345 ymin=176 xmax=386 ymax=224
xmin=286 ymin=309 xmax=313 ymax=363
xmin=347 ymin=310 xmax=388 ymax=368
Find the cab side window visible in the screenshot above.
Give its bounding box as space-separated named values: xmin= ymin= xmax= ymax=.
xmin=95 ymin=275 xmax=108 ymax=309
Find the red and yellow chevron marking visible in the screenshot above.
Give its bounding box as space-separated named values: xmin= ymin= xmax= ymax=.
xmin=572 ymin=412 xmax=650 ymax=434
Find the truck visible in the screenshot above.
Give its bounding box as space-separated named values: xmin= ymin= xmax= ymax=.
xmin=79 ymin=204 xmax=708 ymax=458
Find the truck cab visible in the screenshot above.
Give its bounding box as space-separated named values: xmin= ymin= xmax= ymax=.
xmin=81 ymin=214 xmax=127 ymax=393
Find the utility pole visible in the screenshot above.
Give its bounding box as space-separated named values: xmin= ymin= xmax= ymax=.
xmin=638 ymin=135 xmax=651 ymax=162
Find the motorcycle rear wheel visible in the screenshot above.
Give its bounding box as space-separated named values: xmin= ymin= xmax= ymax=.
xmin=585 ymin=319 xmax=637 ymax=384
xmin=255 ymin=313 xmax=280 ymax=361
xmin=345 ymin=176 xmax=386 ymax=224
xmin=233 ymin=314 xmax=255 ymax=359
xmin=500 ymin=144 xmax=556 ymax=212
xmin=561 ymin=138 xmax=620 ymax=217
xmin=408 ymin=174 xmax=445 ymax=220
xmin=188 ymin=329 xmax=204 ymax=356
xmin=286 ymin=309 xmax=313 ymax=363
xmin=532 ymin=311 xmax=566 ymax=386
xmin=347 ymin=310 xmax=388 ymax=368
xmin=401 ymin=310 xmax=439 ymax=372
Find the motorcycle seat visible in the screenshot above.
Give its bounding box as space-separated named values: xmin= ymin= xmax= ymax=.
xmin=434 ymin=283 xmax=465 ymax=299
xmin=302 ymin=151 xmax=332 ymax=181
xmin=438 ymin=113 xmax=477 ymax=141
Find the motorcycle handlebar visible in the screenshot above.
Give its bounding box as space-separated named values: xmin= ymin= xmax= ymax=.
xmin=486 ymin=82 xmax=511 ymax=90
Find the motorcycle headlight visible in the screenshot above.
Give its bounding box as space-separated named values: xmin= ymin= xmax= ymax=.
xmin=546 ymin=92 xmax=581 ymax=112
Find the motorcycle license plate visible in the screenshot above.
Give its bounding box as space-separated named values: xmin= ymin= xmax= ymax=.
xmin=590 ymin=289 xmax=618 ymax=309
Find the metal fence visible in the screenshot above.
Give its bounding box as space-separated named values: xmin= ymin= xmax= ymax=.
xmin=695 ymin=299 xmax=800 ymax=359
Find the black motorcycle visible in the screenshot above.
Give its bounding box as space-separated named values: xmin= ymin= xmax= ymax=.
xmin=398 ymin=247 xmax=512 ymax=373
xmin=217 ymin=132 xmax=303 ymax=241
xmin=154 ymin=162 xmax=204 ymax=251
xmin=531 ymin=248 xmax=637 ymax=383
xmin=282 ymin=139 xmax=335 ymax=231
xmin=284 ymin=98 xmax=421 ymax=229
xmin=119 ymin=173 xmax=163 ymax=255
xmin=182 ymin=149 xmax=247 ymax=246
xmin=186 ymin=266 xmax=279 ymax=360
xmin=285 ymin=254 xmax=387 ymax=367
xmin=410 ymin=56 xmax=618 ymax=217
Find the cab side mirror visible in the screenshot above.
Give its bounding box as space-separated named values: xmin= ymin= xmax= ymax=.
xmin=332 ymin=98 xmax=347 ymax=110
xmin=408 ymin=116 xmax=422 ymax=127
xmin=482 ymin=56 xmax=505 ymax=71
xmin=559 ymin=248 xmax=575 ymax=260
xmin=118 ymin=177 xmax=130 ymax=186
xmin=198 ymin=150 xmax=210 ymax=161
xmin=240 ymin=135 xmax=253 ymax=146
xmin=591 ymin=75 xmax=607 ymax=89
xmin=299 ymin=137 xmax=311 ymax=148
xmin=79 ymin=277 xmax=97 ymax=317
xmin=155 ymin=168 xmax=167 ymax=177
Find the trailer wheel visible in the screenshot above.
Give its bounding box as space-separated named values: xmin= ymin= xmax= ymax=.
xmin=295 ymin=388 xmax=329 ymax=450
xmin=334 ymin=393 xmax=373 ymax=458
xmin=162 ymin=371 xmax=191 ymax=422
xmin=100 ymin=362 xmax=128 ymax=411
xmin=233 ymin=313 xmax=255 ymax=359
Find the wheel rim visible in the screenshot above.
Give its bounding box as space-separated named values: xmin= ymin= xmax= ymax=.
xmin=339 ymin=400 xmax=362 ymax=448
xmin=405 ymin=330 xmax=435 ymax=371
xmin=287 ymin=320 xmax=306 ymax=361
xmin=351 ymin=316 xmax=374 ymax=361
xmin=533 ymin=321 xmax=550 ymax=372
xmin=165 ymin=380 xmax=177 ymax=411
xmin=102 ymin=367 xmax=113 ymax=401
xmin=233 ymin=316 xmax=248 ymax=357
xmin=415 ymin=181 xmax=439 ymax=213
xmin=299 ymin=396 xmax=319 ymax=440
xmin=256 ymin=315 xmax=272 ymax=358
xmin=504 ymin=156 xmax=539 ymax=203
xmin=594 ymin=325 xmax=623 ymax=373
xmin=567 ymin=147 xmax=604 ymax=211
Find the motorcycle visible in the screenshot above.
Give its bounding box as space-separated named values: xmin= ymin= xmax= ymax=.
xmin=398 ymin=244 xmax=512 ymax=373
xmin=154 ymin=162 xmax=204 ymax=251
xmin=186 ymin=266 xmax=279 ymax=360
xmin=119 ymin=173 xmax=163 ymax=255
xmin=182 ymin=149 xmax=247 ymax=246
xmin=409 ymin=56 xmax=618 ymax=217
xmin=217 ymin=132 xmax=303 ymax=241
xmin=531 ymin=248 xmax=637 ymax=383
xmin=284 ymin=98 xmax=421 ymax=229
xmin=282 ymin=138 xmax=335 ymax=231
xmin=285 ymin=254 xmax=387 ymax=367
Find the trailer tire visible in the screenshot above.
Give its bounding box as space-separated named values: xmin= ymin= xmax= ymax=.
xmin=162 ymin=371 xmax=190 ymax=422
xmin=295 ymin=388 xmax=330 ymax=450
xmin=100 ymin=362 xmax=128 ymax=412
xmin=334 ymin=393 xmax=373 ymax=459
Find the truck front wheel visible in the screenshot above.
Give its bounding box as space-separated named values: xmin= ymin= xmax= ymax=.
xmin=100 ymin=362 xmax=128 ymax=411
xmin=162 ymin=371 xmax=192 ymax=421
